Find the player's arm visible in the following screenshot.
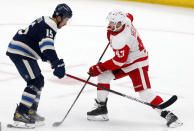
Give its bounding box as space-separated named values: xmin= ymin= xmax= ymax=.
xmin=38 ymin=26 xmax=58 ymax=63
xmin=105 ymin=30 xmax=130 ymax=70
xmin=38 ymin=27 xmax=65 ymax=78
xmin=39 ymin=37 xmax=58 ymax=63
xmin=88 ymin=44 xmax=130 ymax=77
xmin=103 ymin=44 xmax=130 ymax=70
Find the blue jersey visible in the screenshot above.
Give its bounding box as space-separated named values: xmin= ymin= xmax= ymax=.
xmin=6 ymin=16 xmax=59 ymax=62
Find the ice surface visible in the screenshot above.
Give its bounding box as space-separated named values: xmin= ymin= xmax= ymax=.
xmin=0 ymin=0 xmax=194 ymax=130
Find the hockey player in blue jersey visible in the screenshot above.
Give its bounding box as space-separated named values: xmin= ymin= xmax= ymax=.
xmin=6 ymin=3 xmax=72 ymax=128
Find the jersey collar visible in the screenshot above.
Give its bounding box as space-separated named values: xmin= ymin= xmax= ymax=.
xmin=44 ymin=16 xmax=58 ymax=32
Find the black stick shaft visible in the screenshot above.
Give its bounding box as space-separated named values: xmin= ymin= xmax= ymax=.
xmin=66 ymin=73 xmax=177 ymax=109
xmin=66 ymin=74 xmax=152 ymax=106
xmin=54 ymin=43 xmax=110 ymax=126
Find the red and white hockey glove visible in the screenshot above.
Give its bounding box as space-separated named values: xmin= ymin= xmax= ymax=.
xmin=88 ymin=62 xmax=106 ymax=77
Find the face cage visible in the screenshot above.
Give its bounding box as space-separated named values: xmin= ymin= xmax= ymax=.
xmin=110 ymin=21 xmax=124 ymax=32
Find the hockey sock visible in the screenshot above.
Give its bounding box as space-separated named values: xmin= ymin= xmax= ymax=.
xmin=150 ymin=96 xmax=163 ymax=109
xmin=18 ymin=85 xmax=38 ymax=114
xmin=138 ymin=89 xmax=163 ymax=109
xmin=31 ymin=90 xmax=42 ymax=111
xmin=97 ymin=83 xmax=110 ymax=102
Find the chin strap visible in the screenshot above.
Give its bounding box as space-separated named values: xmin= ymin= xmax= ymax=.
xmin=56 ymin=19 xmax=61 ymax=28
xmin=56 ymin=15 xmax=66 ymax=28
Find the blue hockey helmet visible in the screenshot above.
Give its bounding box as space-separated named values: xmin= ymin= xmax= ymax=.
xmin=53 ymin=3 xmax=72 ymax=19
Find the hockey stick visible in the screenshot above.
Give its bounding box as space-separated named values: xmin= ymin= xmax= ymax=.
xmin=53 ymin=43 xmax=110 ymax=127
xmin=66 ymin=73 xmax=177 ymax=109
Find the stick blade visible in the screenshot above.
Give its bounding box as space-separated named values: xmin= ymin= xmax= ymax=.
xmin=158 ymin=95 xmax=178 ymax=109
xmin=52 ymin=122 xmax=61 ymax=127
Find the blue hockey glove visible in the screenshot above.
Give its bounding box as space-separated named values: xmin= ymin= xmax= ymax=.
xmin=52 ymin=59 xmax=66 ymax=79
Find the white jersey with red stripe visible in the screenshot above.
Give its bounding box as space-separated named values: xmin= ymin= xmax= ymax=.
xmin=102 ymin=13 xmax=149 ymax=73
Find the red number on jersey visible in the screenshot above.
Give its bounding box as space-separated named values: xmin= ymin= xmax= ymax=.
xmin=116 ymin=50 xmax=125 ymax=58
xmin=137 ymin=36 xmax=144 ymax=51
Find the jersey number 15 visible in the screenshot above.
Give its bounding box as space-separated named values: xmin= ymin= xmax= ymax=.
xmin=46 ymin=29 xmax=53 ymax=38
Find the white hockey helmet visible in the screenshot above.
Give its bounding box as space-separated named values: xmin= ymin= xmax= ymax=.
xmin=107 ymin=10 xmax=126 ymax=32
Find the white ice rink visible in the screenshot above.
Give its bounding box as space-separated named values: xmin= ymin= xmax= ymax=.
xmin=0 ymin=0 xmax=194 ymax=130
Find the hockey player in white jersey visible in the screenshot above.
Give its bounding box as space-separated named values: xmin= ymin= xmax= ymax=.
xmin=6 ymin=3 xmax=72 ymax=128
xmin=87 ymin=10 xmax=183 ymax=128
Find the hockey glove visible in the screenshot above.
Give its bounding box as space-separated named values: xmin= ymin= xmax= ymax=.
xmin=52 ymin=59 xmax=66 ymax=79
xmin=88 ymin=62 xmax=106 ymax=77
